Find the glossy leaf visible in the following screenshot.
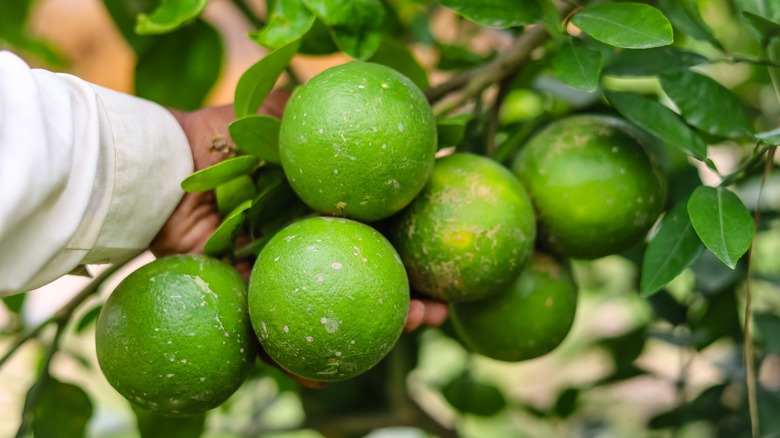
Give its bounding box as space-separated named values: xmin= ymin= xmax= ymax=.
xmin=437 ymin=0 xmax=541 ymax=28
xmin=204 ymin=200 xmax=252 ymax=256
xmin=640 ymin=199 xmax=705 ymax=297
xmin=181 ymin=156 xmax=260 ymax=192
xmin=757 ymin=127 xmax=780 ymax=145
xmin=133 ymin=404 xmax=205 ymax=438
xmin=76 ymin=305 xmax=102 ymax=333
xmin=442 ymin=372 xmax=507 ymax=416
xmin=437 ymin=114 xmax=471 ymax=148
xmin=606 ymin=92 xmax=708 ymax=161
xmin=659 ymin=71 xmax=753 ymax=139
xmin=552 ymin=38 xmax=602 ymax=92
xmin=755 ymin=313 xmax=780 ymax=356
xmin=736 ymin=0 xmax=780 ymax=40
xmin=234 ymin=40 xmax=300 ymax=119
xmin=31 ymin=379 xmax=93 ymax=438
xmin=368 ymin=37 xmax=429 ymax=90
xmin=101 ymin=0 xmax=158 ymax=54
xmin=2 ymin=293 xmax=25 ymax=314
xmin=135 ymin=0 xmax=207 ymax=35
xmin=437 ymin=43 xmax=493 ymax=71
xmin=216 ymin=175 xmax=258 ymax=217
xmin=743 ymin=11 xmax=780 ymax=40
xmin=229 ymin=115 xmax=282 ymax=164
xmin=603 ymin=47 xmax=708 ymax=77
xmin=303 ymin=0 xmax=385 ymax=60
xmin=657 ymin=0 xmax=723 ymax=49
xmin=571 ymin=3 xmax=673 ymax=49
xmin=250 ymin=0 xmax=316 ymax=49
xmin=135 ymin=19 xmax=222 ymax=110
xmin=687 ymin=186 xmax=755 ymax=269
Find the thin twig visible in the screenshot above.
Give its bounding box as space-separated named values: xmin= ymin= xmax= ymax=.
xmin=744 ymin=147 xmax=775 ymax=438
xmin=424 ymin=2 xmax=576 ymax=116
xmin=0 ymin=263 xmax=125 ymax=370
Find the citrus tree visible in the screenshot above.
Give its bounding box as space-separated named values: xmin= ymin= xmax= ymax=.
xmin=1 ymin=0 xmax=780 ymax=437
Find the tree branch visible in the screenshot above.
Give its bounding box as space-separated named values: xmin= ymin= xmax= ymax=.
xmin=424 ymin=3 xmax=576 ymax=117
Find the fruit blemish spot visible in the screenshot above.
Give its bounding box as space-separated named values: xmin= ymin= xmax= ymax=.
xmin=306 ymin=336 xmax=314 ymax=342
xmin=332 ymin=262 xmax=342 ymax=270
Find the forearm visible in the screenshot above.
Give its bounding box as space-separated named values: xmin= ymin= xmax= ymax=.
xmin=0 ymin=51 xmax=193 ymax=295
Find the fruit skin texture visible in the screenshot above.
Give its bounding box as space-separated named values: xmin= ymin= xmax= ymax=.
xmin=512 ymin=115 xmax=666 ymax=259
xmin=248 ymin=216 xmax=410 ymax=382
xmin=449 ymin=253 xmax=577 ymax=362
xmin=279 ymin=62 xmax=437 ymax=222
xmin=95 ymin=255 xmax=256 ymax=416
xmin=388 ymin=153 xmax=536 ymax=302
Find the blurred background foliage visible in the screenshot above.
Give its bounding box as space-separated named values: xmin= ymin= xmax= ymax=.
xmin=1 ymin=0 xmax=780 ymax=437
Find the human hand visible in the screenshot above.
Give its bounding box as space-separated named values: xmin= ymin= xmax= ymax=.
xmin=151 ymin=94 xmax=448 ymax=388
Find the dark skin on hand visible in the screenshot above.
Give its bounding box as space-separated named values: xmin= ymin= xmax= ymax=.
xmin=153 ymin=92 xmax=448 ymax=388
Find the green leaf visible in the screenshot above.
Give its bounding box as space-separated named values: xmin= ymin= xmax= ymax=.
xmin=552 ymin=387 xmax=579 ymax=418
xmin=436 ymin=114 xmax=471 ymax=148
xmin=603 ymin=47 xmax=708 ymax=77
xmin=687 ymin=186 xmax=755 ymax=269
xmin=204 ymin=200 xmax=252 ymax=256
xmin=437 ymin=0 xmax=541 ymax=28
xmin=229 ymin=115 xmax=282 ymax=164
xmin=606 ymin=92 xmax=708 ymax=161
xmin=135 ymin=19 xmax=222 ymax=110
xmin=234 ymin=40 xmax=300 ymax=119
xmin=31 ymin=379 xmax=93 ymax=438
xmin=248 ymin=171 xmax=305 ymax=233
xmin=436 ymin=43 xmax=493 ymax=71
xmin=659 ymin=71 xmax=753 ymax=139
xmin=755 ymin=313 xmax=780 ymax=356
xmin=101 ymin=0 xmax=158 ymax=54
xmin=657 ymin=0 xmax=723 ymax=50
xmin=743 ymin=11 xmax=780 ymax=41
xmin=76 ymin=305 xmax=102 ymax=333
xmin=181 ymin=156 xmax=260 ymax=192
xmin=249 ymin=0 xmax=316 ymax=49
xmin=216 ymin=175 xmax=258 ymax=217
xmin=442 ymin=372 xmax=507 ymax=416
xmin=0 ymin=0 xmax=64 ymax=65
xmin=299 ymin=17 xmax=339 ymax=55
xmin=135 ymin=0 xmax=207 ymax=35
xmin=735 ymin=0 xmax=780 ymax=40
xmin=689 ymin=287 xmax=742 ymax=349
xmin=133 ymin=404 xmax=205 ymax=438
xmin=571 ymin=3 xmax=673 ymax=49
xmin=552 ymin=38 xmax=602 ymax=92
xmin=757 ymin=127 xmax=780 ymax=145
xmin=368 ymin=37 xmax=429 ymax=90
xmin=2 ymin=293 xmax=25 ymax=314
xmin=303 ymin=0 xmax=385 ymax=60
xmin=640 ymin=199 xmax=705 ymax=297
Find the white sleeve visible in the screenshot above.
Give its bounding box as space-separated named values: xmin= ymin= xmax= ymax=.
xmin=0 ymin=51 xmax=194 ymax=295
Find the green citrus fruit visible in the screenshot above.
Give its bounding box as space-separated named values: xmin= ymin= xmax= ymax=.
xmin=248 ymin=216 xmax=409 ymax=382
xmin=279 ymin=62 xmax=437 ymax=222
xmin=95 ymin=255 xmax=256 ymax=415
xmin=388 ymin=153 xmax=536 ymax=302
xmin=449 ymin=252 xmax=577 ymax=362
xmin=512 ymin=115 xmax=666 ymax=259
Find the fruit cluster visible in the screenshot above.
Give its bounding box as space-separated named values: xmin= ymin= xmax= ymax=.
xmin=95 ymin=62 xmax=666 ymax=416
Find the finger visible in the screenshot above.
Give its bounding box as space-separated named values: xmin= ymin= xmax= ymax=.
xmin=422 ymin=299 xmax=449 ymax=327
xmin=404 ymin=299 xmax=426 ymax=333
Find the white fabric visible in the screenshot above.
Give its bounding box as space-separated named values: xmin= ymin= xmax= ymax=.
xmin=0 ymin=51 xmax=193 ymax=295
